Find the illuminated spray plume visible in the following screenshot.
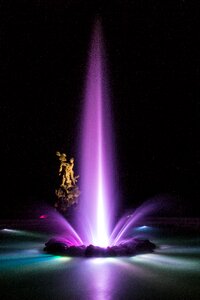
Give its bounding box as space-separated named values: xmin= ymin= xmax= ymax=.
xmin=77 ymin=20 xmax=116 ymax=247
xmin=45 ymin=20 xmax=158 ymax=255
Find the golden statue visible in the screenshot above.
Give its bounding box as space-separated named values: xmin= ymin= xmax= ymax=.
xmin=56 ymin=152 xmax=66 ymax=171
xmin=55 ymin=151 xmax=80 ymax=212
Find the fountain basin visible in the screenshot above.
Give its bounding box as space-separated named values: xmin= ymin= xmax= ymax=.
xmin=44 ymin=237 xmax=156 ymax=257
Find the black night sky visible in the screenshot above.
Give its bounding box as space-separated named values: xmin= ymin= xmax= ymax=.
xmin=0 ymin=1 xmax=198 ymax=218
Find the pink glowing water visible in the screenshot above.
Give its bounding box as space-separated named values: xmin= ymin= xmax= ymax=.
xmin=76 ymin=20 xmax=116 ymax=247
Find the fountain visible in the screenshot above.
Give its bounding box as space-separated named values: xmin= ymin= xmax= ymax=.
xmin=44 ymin=20 xmax=156 ymax=257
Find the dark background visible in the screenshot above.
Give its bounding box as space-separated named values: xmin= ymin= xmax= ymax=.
xmin=0 ymin=0 xmax=198 ymax=218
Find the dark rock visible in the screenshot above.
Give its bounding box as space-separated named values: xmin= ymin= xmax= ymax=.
xmin=44 ymin=237 xmax=156 ymax=257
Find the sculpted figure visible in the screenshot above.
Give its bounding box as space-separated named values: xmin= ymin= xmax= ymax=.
xmin=55 ymin=151 xmax=80 ymax=212
xmin=65 ymin=158 xmax=77 ymax=187
xmin=56 ymin=151 xmax=68 ymax=186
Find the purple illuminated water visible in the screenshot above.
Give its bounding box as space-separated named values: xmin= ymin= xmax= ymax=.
xmin=76 ymin=21 xmax=115 ymax=247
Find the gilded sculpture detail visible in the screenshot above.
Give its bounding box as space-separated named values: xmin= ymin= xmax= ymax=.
xmin=55 ymin=151 xmax=80 ymax=212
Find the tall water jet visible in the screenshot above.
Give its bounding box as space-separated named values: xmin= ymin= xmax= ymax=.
xmin=77 ymin=20 xmax=116 ymax=247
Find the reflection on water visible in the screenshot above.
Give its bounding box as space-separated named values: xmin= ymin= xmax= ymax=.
xmin=0 ymin=227 xmax=200 ymax=300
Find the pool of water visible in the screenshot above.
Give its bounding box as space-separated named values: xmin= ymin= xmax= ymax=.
xmin=0 ymin=221 xmax=200 ymax=300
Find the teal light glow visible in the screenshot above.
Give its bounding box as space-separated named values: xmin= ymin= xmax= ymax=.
xmin=133 ymin=253 xmax=200 ymax=271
